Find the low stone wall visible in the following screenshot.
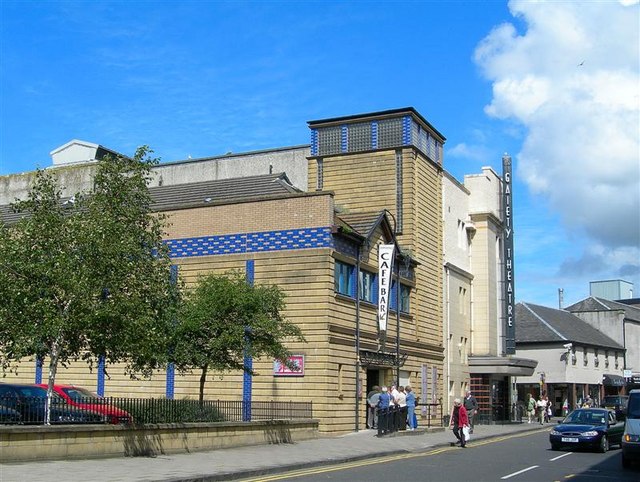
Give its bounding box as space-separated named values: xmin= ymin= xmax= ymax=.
xmin=0 ymin=419 xmax=319 ymax=462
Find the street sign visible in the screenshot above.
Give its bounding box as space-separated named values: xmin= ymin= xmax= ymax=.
xmin=624 ymin=369 xmax=632 ymax=378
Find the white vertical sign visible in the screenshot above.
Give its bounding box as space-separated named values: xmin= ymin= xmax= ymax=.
xmin=378 ymin=244 xmax=395 ymax=332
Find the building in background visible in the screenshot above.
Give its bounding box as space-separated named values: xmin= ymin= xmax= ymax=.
xmin=515 ymin=302 xmax=625 ymax=413
xmin=589 ymin=280 xmax=634 ymax=301
xmin=567 ymin=292 xmax=640 ymax=391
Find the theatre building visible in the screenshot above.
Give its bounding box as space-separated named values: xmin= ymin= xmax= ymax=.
xmin=3 ymin=106 xmax=547 ymax=429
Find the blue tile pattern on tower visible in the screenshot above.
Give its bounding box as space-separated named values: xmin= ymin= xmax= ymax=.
xmin=371 ymin=121 xmax=378 ymax=150
xmin=310 ymin=128 xmax=318 ymax=156
xmin=166 ymin=227 xmax=333 ymax=258
xmin=341 ymin=125 xmax=348 ymax=153
xmin=402 ymin=115 xmax=412 ymax=145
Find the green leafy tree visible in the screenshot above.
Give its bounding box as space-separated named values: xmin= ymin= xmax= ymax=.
xmin=0 ymin=147 xmax=179 ymax=423
xmin=172 ymin=271 xmax=305 ymax=403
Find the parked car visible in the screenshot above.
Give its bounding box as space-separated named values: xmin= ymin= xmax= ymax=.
xmin=0 ymin=383 xmax=105 ymax=424
xmin=0 ymin=403 xmax=22 ymax=424
xmin=622 ymin=389 xmax=640 ymax=468
xmin=36 ymin=384 xmax=132 ymax=424
xmin=601 ymin=395 xmax=628 ymax=420
xmin=549 ymin=408 xmax=624 ymax=452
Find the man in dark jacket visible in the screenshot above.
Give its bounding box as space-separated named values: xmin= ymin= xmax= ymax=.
xmin=463 ymin=390 xmax=479 ymax=433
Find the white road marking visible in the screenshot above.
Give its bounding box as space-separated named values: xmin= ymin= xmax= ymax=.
xmin=501 ymin=465 xmax=540 ymax=479
xmin=550 ymin=452 xmax=573 ymax=461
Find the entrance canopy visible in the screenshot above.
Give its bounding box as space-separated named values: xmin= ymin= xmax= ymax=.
xmin=603 ymin=374 xmax=625 ymax=387
xmin=469 ymin=356 xmax=537 ymax=377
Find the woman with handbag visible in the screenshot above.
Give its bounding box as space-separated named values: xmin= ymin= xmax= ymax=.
xmin=449 ymin=398 xmax=469 ymax=448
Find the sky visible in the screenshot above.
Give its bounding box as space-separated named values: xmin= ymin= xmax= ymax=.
xmin=0 ymin=0 xmax=638 ymax=308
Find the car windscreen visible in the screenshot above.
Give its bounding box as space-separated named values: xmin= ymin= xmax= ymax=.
xmin=16 ymin=386 xmax=63 ymax=401
xmin=628 ymin=395 xmax=640 ymax=419
xmin=62 ymin=387 xmax=100 ymax=401
xmin=564 ymin=410 xmax=607 ymax=425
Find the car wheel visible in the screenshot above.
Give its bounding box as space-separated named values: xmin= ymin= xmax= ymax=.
xmin=598 ymin=436 xmax=608 ymax=453
xmin=551 ymin=443 xmax=560 ymax=451
xmin=622 ymin=453 xmax=630 ymax=469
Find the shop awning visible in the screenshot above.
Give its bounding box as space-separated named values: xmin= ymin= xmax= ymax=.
xmin=603 ymin=374 xmax=625 ymax=387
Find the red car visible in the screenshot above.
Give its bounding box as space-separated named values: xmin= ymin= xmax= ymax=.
xmin=36 ymin=384 xmax=132 ymax=424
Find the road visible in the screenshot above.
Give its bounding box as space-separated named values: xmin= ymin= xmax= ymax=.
xmin=240 ymin=430 xmax=640 ymax=482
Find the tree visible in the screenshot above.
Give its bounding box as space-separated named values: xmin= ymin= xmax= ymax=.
xmin=0 ymin=147 xmax=178 ymax=423
xmin=172 ymin=271 xmax=305 ymax=403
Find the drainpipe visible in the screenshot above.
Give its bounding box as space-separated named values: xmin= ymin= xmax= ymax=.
xmin=355 ymin=243 xmax=361 ymax=432
xmin=445 ymin=266 xmax=451 ymax=416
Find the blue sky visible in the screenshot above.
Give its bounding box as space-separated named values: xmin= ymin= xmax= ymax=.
xmin=1 ymin=1 xmax=638 ymax=307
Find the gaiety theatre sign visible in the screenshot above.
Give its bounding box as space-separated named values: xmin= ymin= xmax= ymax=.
xmin=503 ymin=155 xmax=516 ymax=354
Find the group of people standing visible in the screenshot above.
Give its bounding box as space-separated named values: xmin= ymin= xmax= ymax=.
xmin=366 ymin=384 xmax=417 ymax=431
xmin=527 ymin=393 xmax=554 ymax=424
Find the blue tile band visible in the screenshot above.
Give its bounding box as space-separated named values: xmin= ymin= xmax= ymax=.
xmin=243 ymin=259 xmax=255 ymax=421
xmin=35 ymin=357 xmax=43 ymax=384
xmin=166 ymin=227 xmax=333 ymax=258
xmin=166 ymin=363 xmax=175 ymax=399
xmin=97 ymin=356 xmax=105 ymax=396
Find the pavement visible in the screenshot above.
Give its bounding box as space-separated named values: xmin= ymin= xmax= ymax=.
xmin=0 ymin=421 xmax=552 ymax=482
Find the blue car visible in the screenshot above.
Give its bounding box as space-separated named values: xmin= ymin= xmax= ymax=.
xmin=549 ymin=408 xmax=624 ymax=453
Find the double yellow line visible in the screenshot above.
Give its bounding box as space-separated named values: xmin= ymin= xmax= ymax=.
xmin=240 ymin=428 xmax=550 ymax=481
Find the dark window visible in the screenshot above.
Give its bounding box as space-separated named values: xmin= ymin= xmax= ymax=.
xmin=335 ymin=261 xmax=355 ymax=297
xmin=359 ymin=270 xmax=376 ymax=303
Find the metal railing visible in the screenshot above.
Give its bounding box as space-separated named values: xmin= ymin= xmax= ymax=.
xmin=377 ymin=405 xmax=408 ymax=436
xmin=419 ymin=402 xmax=442 ymax=428
xmin=0 ymin=396 xmax=313 ymax=426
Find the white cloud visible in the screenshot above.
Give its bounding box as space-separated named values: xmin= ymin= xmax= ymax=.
xmin=474 ymin=0 xmax=640 ymax=271
xmin=446 ymin=142 xmax=491 ymax=162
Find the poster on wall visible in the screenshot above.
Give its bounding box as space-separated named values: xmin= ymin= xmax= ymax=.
xmin=273 ymin=355 xmax=305 ymax=377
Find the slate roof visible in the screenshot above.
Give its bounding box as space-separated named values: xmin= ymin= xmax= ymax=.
xmin=149 ymin=172 xmax=300 ymax=211
xmin=0 ymin=173 xmax=301 ymax=225
xmin=338 ymin=211 xmax=388 ymax=239
xmin=566 ymin=296 xmax=640 ymax=322
xmin=515 ymin=302 xmax=623 ymax=350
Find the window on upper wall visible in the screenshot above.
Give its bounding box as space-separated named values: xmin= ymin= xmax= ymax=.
xmin=605 ymin=351 xmax=610 ymax=368
xmin=594 ymin=349 xmax=599 ymax=367
xmin=359 ymin=270 xmax=376 ymax=303
xmin=458 ymin=287 xmax=467 ymax=315
xmin=335 ymin=260 xmax=355 ymax=297
xmin=389 ymin=281 xmax=411 ymax=314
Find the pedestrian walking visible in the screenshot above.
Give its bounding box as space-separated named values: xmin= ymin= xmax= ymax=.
xmin=537 ymin=396 xmax=547 ymax=425
xmin=406 ymin=386 xmax=417 ymax=430
xmin=527 ymin=394 xmax=536 ymax=423
xmin=463 ymin=390 xmax=479 ymax=433
xmin=449 ymin=398 xmax=469 ymax=448
xmin=366 ymin=386 xmax=380 ymax=429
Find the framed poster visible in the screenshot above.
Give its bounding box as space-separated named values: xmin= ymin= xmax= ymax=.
xmin=273 ymin=355 xmax=305 ymax=377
